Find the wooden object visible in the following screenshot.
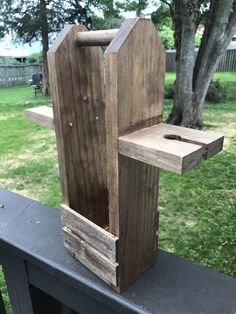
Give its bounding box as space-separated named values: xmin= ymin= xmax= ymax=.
xmin=47 ymin=24 xmax=108 ymax=228
xmin=105 ymin=18 xmax=165 ymax=291
xmin=76 ymin=29 xmax=118 ymax=46
xmin=119 ymin=123 xmax=224 ymax=174
xmin=25 ymin=18 xmax=224 ymax=292
xmin=24 ymin=111 xmax=223 ymax=173
xmin=25 ymin=106 xmax=54 ymax=129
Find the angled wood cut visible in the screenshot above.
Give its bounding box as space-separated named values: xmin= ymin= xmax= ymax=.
xmin=26 ymin=18 xmax=224 ymax=292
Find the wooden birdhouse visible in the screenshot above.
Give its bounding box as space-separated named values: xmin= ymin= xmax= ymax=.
xmin=25 ymin=18 xmax=224 ymax=293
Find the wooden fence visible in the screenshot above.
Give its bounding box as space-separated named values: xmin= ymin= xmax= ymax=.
xmin=166 ymin=48 xmax=236 ymax=72
xmin=0 ymin=48 xmax=235 ymax=87
xmin=0 ymin=64 xmax=42 ymax=87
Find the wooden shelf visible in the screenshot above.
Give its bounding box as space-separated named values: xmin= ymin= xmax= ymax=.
xmin=119 ymin=123 xmax=224 ymax=174
xmin=25 ymin=107 xmax=223 ymax=174
xmin=25 ymin=106 xmax=54 ymax=129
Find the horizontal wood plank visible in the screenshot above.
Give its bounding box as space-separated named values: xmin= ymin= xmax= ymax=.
xmin=61 ymin=204 xmax=118 ymax=260
xmin=119 ymin=123 xmax=224 ymax=174
xmin=63 ymin=227 xmax=118 ymax=286
xmin=25 ymin=106 xmax=54 ymax=129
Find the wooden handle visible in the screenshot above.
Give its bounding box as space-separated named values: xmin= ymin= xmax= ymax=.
xmin=76 ymin=29 xmax=119 ymax=46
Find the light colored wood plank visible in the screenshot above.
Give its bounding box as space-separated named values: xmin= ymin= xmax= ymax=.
xmin=63 ymin=227 xmax=118 ymax=286
xmin=48 ymin=25 xmax=108 ymax=227
xmin=76 ymin=29 xmax=118 ymax=46
xmin=25 ymin=106 xmax=54 ymax=129
xmin=105 ymin=18 xmax=165 ymax=292
xmin=119 ymin=123 xmax=224 ymax=174
xmin=61 ymin=204 xmax=118 ymax=260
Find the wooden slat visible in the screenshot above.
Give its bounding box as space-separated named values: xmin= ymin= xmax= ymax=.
xmin=63 ymin=227 xmax=118 ymax=286
xmin=25 ymin=106 xmax=54 ymax=129
xmin=48 ymin=25 xmax=108 ymax=227
xmin=119 ymin=123 xmax=224 ymax=174
xmin=61 ymin=204 xmax=118 ymax=260
xmin=105 ymin=18 xmax=165 ymax=292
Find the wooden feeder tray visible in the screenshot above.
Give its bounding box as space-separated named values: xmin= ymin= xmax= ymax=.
xmin=25 ymin=18 xmax=224 ymax=293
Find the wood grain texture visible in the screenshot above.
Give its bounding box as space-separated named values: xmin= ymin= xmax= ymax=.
xmin=105 ymin=18 xmax=165 ymax=291
xmin=119 ymin=123 xmax=223 ymax=174
xmin=48 ymin=25 xmax=108 ymax=227
xmin=25 ymin=106 xmax=54 ymax=129
xmin=61 ymin=204 xmax=118 ymax=260
xmin=63 ymin=227 xmax=118 ymax=286
xmin=76 ymin=29 xmax=118 ymax=46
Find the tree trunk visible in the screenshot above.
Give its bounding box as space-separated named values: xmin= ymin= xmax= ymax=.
xmin=166 ymin=0 xmax=236 ymax=128
xmin=42 ymin=35 xmax=50 ymax=96
xmin=40 ymin=0 xmax=50 ymax=96
xmin=167 ymin=0 xmax=197 ymax=127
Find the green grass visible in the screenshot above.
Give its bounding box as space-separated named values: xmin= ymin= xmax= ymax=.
xmin=0 ymin=78 xmax=236 ymax=312
xmin=0 ymin=87 xmax=60 ymax=208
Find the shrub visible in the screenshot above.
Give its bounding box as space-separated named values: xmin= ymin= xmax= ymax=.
xmin=164 ymin=79 xmax=226 ymax=103
xmin=206 ymin=80 xmax=227 ymax=103
xmin=28 ymin=52 xmax=42 ymax=64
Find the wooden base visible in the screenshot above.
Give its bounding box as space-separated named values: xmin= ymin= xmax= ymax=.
xmin=61 ymin=204 xmax=118 ymax=286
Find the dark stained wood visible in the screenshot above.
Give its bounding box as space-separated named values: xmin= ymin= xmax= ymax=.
xmin=76 ymin=29 xmax=118 ymax=46
xmin=105 ymin=18 xmax=165 ymax=291
xmin=47 ymin=25 xmax=108 ymax=228
xmin=118 ymin=123 xmax=224 ymax=174
xmin=63 ymin=227 xmax=118 ymax=286
xmin=25 ymin=106 xmax=54 ymax=130
xmin=1 ymin=251 xmax=34 ymax=314
xmin=61 ymin=204 xmax=118 ymax=260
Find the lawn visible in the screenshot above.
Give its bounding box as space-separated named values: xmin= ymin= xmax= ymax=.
xmin=0 ymin=75 xmax=236 ymax=313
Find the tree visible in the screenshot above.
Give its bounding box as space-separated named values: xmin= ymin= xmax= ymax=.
xmin=157 ymin=0 xmax=236 ymax=128
xmin=0 ymin=0 xmax=92 ymax=95
xmin=87 ymin=0 xmax=124 ymax=29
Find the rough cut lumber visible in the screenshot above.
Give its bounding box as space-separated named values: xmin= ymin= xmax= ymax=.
xmin=25 ymin=106 xmax=54 ymax=129
xmin=48 ymin=25 xmax=108 ymax=227
xmin=119 ymin=123 xmax=224 ymax=174
xmin=76 ymin=29 xmax=119 ymax=46
xmin=61 ymin=204 xmax=118 ymax=260
xmin=63 ymin=227 xmax=118 ymax=286
xmin=105 ymin=18 xmax=165 ymax=292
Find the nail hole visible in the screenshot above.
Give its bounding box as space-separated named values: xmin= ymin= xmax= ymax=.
xmin=164 ymin=134 xmax=182 ymax=141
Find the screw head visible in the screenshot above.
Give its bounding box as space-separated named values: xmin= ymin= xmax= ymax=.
xmin=0 ymin=204 xmax=4 ymax=208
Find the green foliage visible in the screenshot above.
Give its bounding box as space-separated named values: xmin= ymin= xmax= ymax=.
xmin=90 ymin=15 xmax=124 ymax=30
xmin=120 ymin=0 xmax=149 ymax=17
xmin=27 ymin=51 xmax=43 ymax=64
xmin=152 ymin=3 xmax=172 ymax=29
xmin=206 ymin=80 xmax=227 ymax=103
xmin=165 ymin=73 xmax=232 ymax=102
xmin=195 ymin=33 xmax=202 ymax=47
xmin=0 ymin=1 xmax=92 ymax=42
xmin=159 ymin=25 xmax=174 ymax=49
xmin=0 ymin=56 xmax=19 ymax=65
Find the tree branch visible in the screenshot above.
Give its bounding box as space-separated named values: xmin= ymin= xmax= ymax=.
xmin=160 ymin=0 xmax=172 ymax=8
xmin=224 ymin=2 xmax=236 ymax=47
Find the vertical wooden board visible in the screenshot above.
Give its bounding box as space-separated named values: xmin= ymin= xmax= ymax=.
xmin=48 ymin=25 xmax=108 ymax=227
xmin=105 ymin=18 xmax=165 ymax=291
xmin=118 ymin=156 xmax=159 ymax=289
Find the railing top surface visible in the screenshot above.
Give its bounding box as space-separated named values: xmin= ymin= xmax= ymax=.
xmin=0 ymin=187 xmax=235 ymax=313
